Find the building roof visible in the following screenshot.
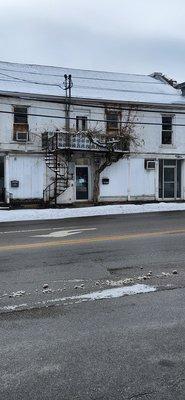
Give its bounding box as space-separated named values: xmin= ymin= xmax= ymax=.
xmin=0 ymin=60 xmax=183 ymax=106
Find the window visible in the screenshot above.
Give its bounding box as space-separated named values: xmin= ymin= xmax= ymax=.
xmin=106 ymin=111 xmax=119 ymax=131
xmin=14 ymin=106 xmax=28 ymax=124
xmin=76 ymin=116 xmax=87 ymax=131
xmin=13 ymin=106 xmax=29 ymax=141
xmin=162 ymin=116 xmax=173 ymax=145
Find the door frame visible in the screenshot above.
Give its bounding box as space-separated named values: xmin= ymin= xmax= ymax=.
xmin=163 ymin=164 xmax=176 ymax=199
xmin=159 ymin=159 xmax=181 ymax=200
xmin=75 ymin=165 xmax=90 ymax=201
xmin=0 ymin=156 xmax=5 ymax=202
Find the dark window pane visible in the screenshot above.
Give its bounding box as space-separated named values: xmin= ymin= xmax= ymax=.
xmin=162 ymin=131 xmax=172 ymax=144
xmin=0 ymin=158 xmax=4 ymax=189
xmin=107 ymin=112 xmax=118 ymax=130
xmin=14 ymin=107 xmax=28 ymax=124
xmin=162 ymin=116 xmax=172 ymax=144
xmin=159 ymin=159 xmax=163 ymax=198
xmin=164 ymin=159 xmax=176 ymax=166
xmin=164 ymin=168 xmax=175 ymax=182
xmin=76 ymin=116 xmax=87 ymax=131
xmin=76 ymin=167 xmax=88 ymax=200
xmin=42 ymin=132 xmax=48 ymax=149
xmin=162 ymin=116 xmax=172 ymax=130
xmin=177 ymin=160 xmax=181 ymax=198
xmin=164 ymin=182 xmax=175 ymax=198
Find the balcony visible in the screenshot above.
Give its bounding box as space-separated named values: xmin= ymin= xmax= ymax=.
xmin=57 ymin=132 xmax=128 ymax=152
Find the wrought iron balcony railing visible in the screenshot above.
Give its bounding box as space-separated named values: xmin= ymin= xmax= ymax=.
xmin=57 ymin=132 xmax=129 ymax=152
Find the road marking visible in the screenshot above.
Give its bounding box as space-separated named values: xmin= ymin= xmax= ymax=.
xmin=33 ymin=228 xmax=97 ymax=238
xmin=1 ymin=304 xmax=28 ymax=311
xmin=0 ymin=228 xmax=185 ymax=252
xmin=0 ymin=226 xmax=88 ymax=235
xmin=0 ymin=285 xmax=156 ymax=313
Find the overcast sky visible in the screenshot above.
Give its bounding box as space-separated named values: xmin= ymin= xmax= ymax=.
xmin=0 ymin=0 xmax=185 ymax=81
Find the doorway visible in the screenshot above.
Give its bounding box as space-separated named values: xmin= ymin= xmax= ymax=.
xmin=76 ymin=166 xmax=89 ymax=200
xmin=0 ymin=158 xmax=5 ymax=202
xmin=159 ymin=159 xmax=181 ymax=199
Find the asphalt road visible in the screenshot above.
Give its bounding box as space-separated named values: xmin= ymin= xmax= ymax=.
xmin=1 ymin=211 xmax=185 ymax=399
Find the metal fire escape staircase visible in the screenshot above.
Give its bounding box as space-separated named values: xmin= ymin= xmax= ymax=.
xmin=43 ymin=134 xmax=69 ymax=205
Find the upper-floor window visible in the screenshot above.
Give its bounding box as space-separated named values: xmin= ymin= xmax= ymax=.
xmin=76 ymin=116 xmax=87 ymax=131
xmin=13 ymin=106 xmax=29 ymax=141
xmin=162 ymin=115 xmax=173 ymax=145
xmin=106 ymin=111 xmax=120 ymax=131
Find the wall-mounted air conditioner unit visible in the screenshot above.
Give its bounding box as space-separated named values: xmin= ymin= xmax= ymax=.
xmin=16 ymin=132 xmax=28 ymax=142
xmin=145 ymin=160 xmax=156 ymax=170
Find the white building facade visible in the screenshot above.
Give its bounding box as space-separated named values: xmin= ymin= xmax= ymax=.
xmin=0 ymin=62 xmax=185 ymax=205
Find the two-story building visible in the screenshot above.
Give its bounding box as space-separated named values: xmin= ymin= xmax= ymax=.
xmin=0 ymin=61 xmax=185 ymax=206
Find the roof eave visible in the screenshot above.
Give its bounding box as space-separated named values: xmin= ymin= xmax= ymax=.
xmin=0 ymin=89 xmax=185 ymax=110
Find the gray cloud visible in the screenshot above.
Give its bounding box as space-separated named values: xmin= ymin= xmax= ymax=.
xmin=0 ymin=0 xmax=184 ymax=82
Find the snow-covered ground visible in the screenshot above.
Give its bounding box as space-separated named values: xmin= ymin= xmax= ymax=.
xmin=0 ymin=202 xmax=185 ymax=223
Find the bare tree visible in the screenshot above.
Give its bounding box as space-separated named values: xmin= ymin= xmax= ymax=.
xmin=40 ymin=108 xmax=140 ymax=204
xmin=72 ymin=108 xmax=140 ymax=203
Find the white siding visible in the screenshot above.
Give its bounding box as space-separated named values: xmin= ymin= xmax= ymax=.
xmin=100 ymin=157 xmax=156 ymax=201
xmin=100 ymin=158 xmax=129 ymax=200
xmin=0 ymin=94 xmax=185 ymax=204
xmin=129 ymin=158 xmax=155 ymax=198
xmin=8 ymin=155 xmax=45 ymax=199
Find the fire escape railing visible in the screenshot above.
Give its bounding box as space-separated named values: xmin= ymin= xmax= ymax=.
xmin=43 ymin=133 xmax=70 ymax=205
xmin=42 ymin=130 xmax=129 ymax=205
xmin=57 ymin=132 xmax=129 ymax=152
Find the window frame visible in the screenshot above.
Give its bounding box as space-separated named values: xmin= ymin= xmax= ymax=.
xmin=13 ymin=105 xmax=29 ymax=142
xmin=161 ymin=114 xmax=174 ymax=145
xmin=76 ymin=116 xmax=88 ymax=131
xmin=106 ymin=110 xmax=120 ymax=132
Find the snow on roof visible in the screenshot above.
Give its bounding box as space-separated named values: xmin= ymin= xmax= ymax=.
xmin=0 ymin=60 xmax=183 ymax=105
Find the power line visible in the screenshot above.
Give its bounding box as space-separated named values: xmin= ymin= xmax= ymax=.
xmin=0 ymin=71 xmax=176 ymax=96
xmin=0 ymin=71 xmax=65 ymax=89
xmin=0 ymin=108 xmax=185 ymax=127
xmin=0 ymin=66 xmax=162 ymax=85
xmin=0 ymin=71 xmax=167 ymax=96
xmin=73 ymin=84 xmax=176 ymax=98
xmin=1 ymin=98 xmax=185 ymax=121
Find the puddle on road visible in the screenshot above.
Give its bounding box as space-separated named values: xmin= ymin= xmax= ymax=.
xmin=107 ymin=265 xmax=139 ymax=276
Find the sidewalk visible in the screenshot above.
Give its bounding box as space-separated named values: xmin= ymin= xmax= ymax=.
xmin=0 ymin=202 xmax=185 ymax=223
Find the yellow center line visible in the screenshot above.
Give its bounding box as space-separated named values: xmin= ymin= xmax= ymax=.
xmin=0 ymin=228 xmax=185 ymax=252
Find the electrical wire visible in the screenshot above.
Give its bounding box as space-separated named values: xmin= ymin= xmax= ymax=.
xmin=0 ymin=71 xmax=65 ymax=89
xmin=0 ymin=108 xmax=184 ymax=127
xmin=0 ymin=65 xmax=162 ymax=84
xmin=0 ymin=96 xmax=185 ymax=121
xmin=0 ymin=70 xmax=165 ymax=96
xmin=0 ymin=71 xmax=174 ymax=97
xmin=0 ymin=69 xmax=182 ymax=117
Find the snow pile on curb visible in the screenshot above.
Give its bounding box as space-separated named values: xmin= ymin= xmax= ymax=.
xmin=0 ymin=202 xmax=185 ymax=223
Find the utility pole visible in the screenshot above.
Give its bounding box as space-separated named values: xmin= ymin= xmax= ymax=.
xmin=64 ymin=74 xmax=73 ymax=147
xmin=54 ymin=74 xmax=73 ymax=206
